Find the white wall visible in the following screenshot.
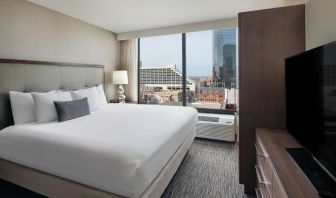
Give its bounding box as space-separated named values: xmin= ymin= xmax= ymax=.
xmin=306 ymin=0 xmax=336 ymax=49
xmin=117 ymin=18 xmax=238 ymax=40
xmin=0 ymin=0 xmax=120 ymax=99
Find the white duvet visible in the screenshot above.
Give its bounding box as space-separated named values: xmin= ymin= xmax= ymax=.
xmin=0 ymin=104 xmax=197 ymax=198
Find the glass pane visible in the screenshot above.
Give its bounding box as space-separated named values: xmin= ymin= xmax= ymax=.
xmin=139 ymin=34 xmax=183 ymax=106
xmin=186 ymin=28 xmax=238 ymax=110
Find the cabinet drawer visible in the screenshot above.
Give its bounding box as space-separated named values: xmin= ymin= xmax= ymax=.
xmin=256 ymin=188 xmax=270 ymax=198
xmin=256 ymin=147 xmax=273 ymax=182
xmin=256 ymin=165 xmax=272 ymax=198
xmin=257 ymin=156 xmax=272 ymax=182
xmin=273 ymin=170 xmax=287 ymax=198
xmin=256 ymin=188 xmax=263 ymax=198
xmin=260 ymin=183 xmax=271 ymax=198
xmin=255 ymin=139 xmax=268 ymax=157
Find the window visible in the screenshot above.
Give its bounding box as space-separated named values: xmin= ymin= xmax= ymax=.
xmin=186 ymin=28 xmax=238 ymax=110
xmin=139 ymin=34 xmax=183 ymax=105
xmin=138 ymin=28 xmax=238 ymax=112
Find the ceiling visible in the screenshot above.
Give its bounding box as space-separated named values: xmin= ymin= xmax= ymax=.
xmin=28 ymin=0 xmax=306 ymax=33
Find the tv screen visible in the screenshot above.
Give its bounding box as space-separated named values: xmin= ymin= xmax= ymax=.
xmin=285 ymin=42 xmax=336 ymax=180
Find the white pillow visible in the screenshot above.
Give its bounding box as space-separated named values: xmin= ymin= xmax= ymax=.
xmin=32 ymin=90 xmax=72 ymax=123
xmin=96 ymin=84 xmax=108 ymax=106
xmin=9 ymin=91 xmax=36 ymax=125
xmin=56 ymin=90 xmax=73 ymax=101
xmin=71 ymin=87 xmax=101 ymax=112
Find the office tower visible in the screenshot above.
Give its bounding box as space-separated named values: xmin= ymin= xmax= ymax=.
xmin=212 ymin=28 xmax=237 ymax=88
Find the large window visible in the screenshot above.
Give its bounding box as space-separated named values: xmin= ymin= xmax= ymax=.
xmin=186 ymin=28 xmax=237 ymax=110
xmin=139 ymin=28 xmax=238 ymax=112
xmin=139 ymin=34 xmax=183 ymax=105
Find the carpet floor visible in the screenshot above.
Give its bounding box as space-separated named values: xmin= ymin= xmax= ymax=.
xmin=0 ymin=139 xmax=245 ymax=198
xmin=162 ymin=139 xmax=246 ymax=198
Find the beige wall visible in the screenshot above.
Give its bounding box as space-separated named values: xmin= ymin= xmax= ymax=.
xmin=306 ymin=0 xmax=336 ymax=49
xmin=0 ymin=0 xmax=120 ymax=99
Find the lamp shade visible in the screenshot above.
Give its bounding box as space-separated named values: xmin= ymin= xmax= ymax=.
xmin=112 ymin=70 xmax=128 ymax=84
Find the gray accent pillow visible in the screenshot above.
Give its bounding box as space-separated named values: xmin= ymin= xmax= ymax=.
xmin=54 ymin=97 xmax=90 ymax=122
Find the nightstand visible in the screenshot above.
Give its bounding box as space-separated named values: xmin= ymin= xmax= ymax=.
xmin=110 ymin=100 xmax=138 ymax=104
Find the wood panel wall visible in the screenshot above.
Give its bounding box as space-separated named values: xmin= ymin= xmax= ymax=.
xmin=238 ymin=5 xmax=305 ymax=194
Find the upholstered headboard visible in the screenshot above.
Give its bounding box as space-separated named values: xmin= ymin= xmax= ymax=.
xmin=0 ymin=59 xmax=104 ymax=130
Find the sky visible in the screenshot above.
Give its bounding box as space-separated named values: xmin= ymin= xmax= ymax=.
xmin=140 ymin=30 xmax=213 ymax=77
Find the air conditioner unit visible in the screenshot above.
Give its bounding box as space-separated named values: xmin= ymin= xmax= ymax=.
xmin=196 ymin=113 xmax=236 ymax=142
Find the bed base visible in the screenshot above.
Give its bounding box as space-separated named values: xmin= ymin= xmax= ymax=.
xmin=0 ymin=130 xmax=195 ymax=198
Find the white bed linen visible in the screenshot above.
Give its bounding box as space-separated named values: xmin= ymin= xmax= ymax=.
xmin=0 ymin=104 xmax=197 ymax=198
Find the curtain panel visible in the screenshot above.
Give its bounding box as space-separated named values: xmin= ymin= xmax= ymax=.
xmin=119 ymin=39 xmax=138 ymax=102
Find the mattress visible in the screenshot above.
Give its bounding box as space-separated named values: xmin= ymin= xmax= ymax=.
xmin=0 ymin=104 xmax=197 ymax=198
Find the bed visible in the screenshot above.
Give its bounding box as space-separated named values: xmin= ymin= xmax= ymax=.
xmin=0 ymin=59 xmax=197 ymax=198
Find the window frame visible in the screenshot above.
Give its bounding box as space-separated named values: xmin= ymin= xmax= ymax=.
xmin=137 ymin=32 xmax=237 ymax=114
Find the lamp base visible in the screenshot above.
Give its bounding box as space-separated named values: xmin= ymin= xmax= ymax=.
xmin=117 ymin=84 xmax=126 ymax=103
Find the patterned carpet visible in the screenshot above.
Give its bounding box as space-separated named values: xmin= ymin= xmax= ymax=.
xmin=162 ymin=139 xmax=246 ymax=198
xmin=0 ymin=139 xmax=245 ymax=198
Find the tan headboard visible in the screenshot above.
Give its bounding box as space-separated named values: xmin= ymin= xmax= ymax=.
xmin=0 ymin=59 xmax=104 ymax=130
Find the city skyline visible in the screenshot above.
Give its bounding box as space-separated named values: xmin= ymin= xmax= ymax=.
xmin=140 ymin=28 xmax=237 ymax=77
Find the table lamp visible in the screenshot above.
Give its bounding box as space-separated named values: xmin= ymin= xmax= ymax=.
xmin=112 ymin=70 xmax=128 ymax=103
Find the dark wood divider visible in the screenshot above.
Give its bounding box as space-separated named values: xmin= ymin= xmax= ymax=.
xmin=238 ymin=5 xmax=305 ymax=194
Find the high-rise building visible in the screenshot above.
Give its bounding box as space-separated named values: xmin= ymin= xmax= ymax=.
xmin=223 ymin=44 xmax=236 ymax=87
xmin=139 ymin=65 xmax=195 ymax=91
xmin=212 ymin=28 xmax=237 ymax=88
